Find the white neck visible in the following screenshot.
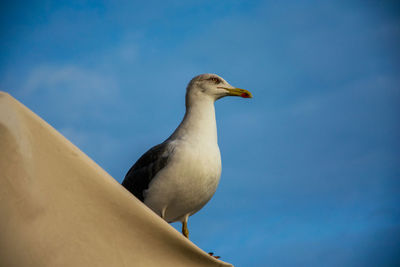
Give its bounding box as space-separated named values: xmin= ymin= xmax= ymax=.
xmin=168 ymin=96 xmax=218 ymax=144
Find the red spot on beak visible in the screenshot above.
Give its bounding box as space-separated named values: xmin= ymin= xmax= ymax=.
xmin=241 ymin=93 xmax=250 ymax=98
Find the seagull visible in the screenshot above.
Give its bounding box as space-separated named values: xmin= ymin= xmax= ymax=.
xmin=122 ymin=73 xmax=252 ymax=239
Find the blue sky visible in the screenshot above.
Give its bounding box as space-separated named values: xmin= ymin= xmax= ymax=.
xmin=1 ymin=1 xmax=399 ymax=266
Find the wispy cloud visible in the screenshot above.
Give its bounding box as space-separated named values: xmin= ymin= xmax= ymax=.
xmin=18 ymin=63 xmax=120 ymax=123
xmin=22 ymin=64 xmax=118 ymax=101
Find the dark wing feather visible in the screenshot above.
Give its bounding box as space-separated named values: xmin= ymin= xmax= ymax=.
xmin=122 ymin=142 xmax=172 ymax=202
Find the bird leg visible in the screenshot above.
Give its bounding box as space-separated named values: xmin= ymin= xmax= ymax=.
xmin=182 ymin=221 xmax=189 ymax=238
xmin=161 ymin=207 xmax=166 ymax=220
xmin=181 ymin=221 xmax=219 ymax=258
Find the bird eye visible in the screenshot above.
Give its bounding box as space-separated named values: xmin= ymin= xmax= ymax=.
xmin=208 ymin=77 xmax=221 ymax=84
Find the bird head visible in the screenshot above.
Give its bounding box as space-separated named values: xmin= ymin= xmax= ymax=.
xmin=186 ymin=74 xmax=252 ymax=104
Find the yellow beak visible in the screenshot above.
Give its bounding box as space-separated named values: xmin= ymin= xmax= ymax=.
xmin=220 ymin=87 xmax=253 ymax=98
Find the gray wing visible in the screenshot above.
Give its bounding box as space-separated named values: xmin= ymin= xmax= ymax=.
xmin=122 ymin=142 xmax=172 ymax=202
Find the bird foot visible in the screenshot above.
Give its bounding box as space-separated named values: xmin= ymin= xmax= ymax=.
xmin=208 ymin=252 xmax=221 ymax=259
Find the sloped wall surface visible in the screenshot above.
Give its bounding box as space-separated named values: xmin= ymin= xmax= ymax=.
xmin=0 ymin=92 xmax=232 ymax=267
